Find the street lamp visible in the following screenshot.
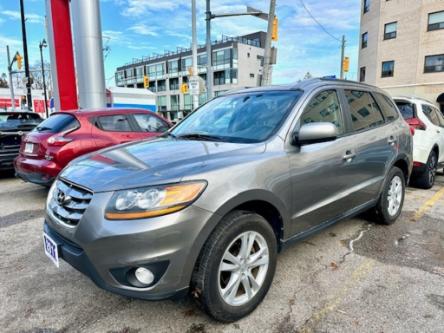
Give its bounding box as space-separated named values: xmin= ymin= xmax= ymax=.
xmin=39 ymin=39 xmax=49 ymax=118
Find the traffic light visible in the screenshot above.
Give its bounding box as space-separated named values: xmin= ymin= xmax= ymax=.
xmin=143 ymin=75 xmax=149 ymax=89
xmin=343 ymin=57 xmax=350 ymax=73
xmin=16 ymin=53 xmax=23 ymax=70
xmin=181 ymin=83 xmax=189 ymax=94
xmin=272 ymin=16 xmax=278 ymax=41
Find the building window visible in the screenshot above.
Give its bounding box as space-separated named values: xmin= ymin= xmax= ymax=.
xmin=157 ymin=96 xmax=167 ymax=111
xmin=181 ymin=57 xmax=192 ymax=72
xmin=157 ymin=79 xmax=166 ymax=92
xmin=428 ymin=11 xmax=444 ymax=31
xmin=115 ymin=71 xmax=125 ymax=86
xmin=381 ymin=61 xmax=395 ymax=77
xmin=424 ymin=54 xmax=444 ymax=73
xmin=250 ymin=73 xmax=255 ymax=78
xmin=360 ymin=67 xmax=366 ymax=82
xmin=213 ymin=49 xmax=232 ymax=67
xmin=361 ymin=32 xmax=368 ymax=48
xmin=197 ymin=54 xmax=207 ymax=66
xmin=169 ymin=77 xmax=179 ymax=90
xmin=184 ymin=94 xmax=192 ymax=111
xmin=167 ymin=60 xmax=179 ymax=74
xmin=148 ymin=81 xmax=156 ymax=92
xmin=384 ymin=22 xmax=397 ymax=40
xmin=363 ymin=0 xmax=370 ymax=14
xmin=170 ymin=95 xmax=180 ymax=111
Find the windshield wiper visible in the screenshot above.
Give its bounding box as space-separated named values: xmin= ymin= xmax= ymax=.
xmin=161 ymin=132 xmax=177 ymax=139
xmin=176 ymin=133 xmax=225 ymax=142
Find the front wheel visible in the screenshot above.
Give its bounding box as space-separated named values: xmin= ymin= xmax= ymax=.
xmin=191 ymin=211 xmax=277 ymax=322
xmin=373 ymin=166 xmax=405 ymax=225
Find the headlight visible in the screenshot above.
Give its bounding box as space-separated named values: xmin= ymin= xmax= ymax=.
xmin=105 ymin=181 xmax=207 ymax=220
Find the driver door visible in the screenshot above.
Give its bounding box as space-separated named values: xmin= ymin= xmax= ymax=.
xmin=287 ymin=89 xmax=358 ymax=236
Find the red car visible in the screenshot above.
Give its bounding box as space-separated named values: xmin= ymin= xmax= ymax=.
xmin=14 ymin=108 xmax=170 ymax=186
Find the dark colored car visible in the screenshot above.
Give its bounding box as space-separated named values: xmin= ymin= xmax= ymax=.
xmin=43 ymin=79 xmax=412 ymax=322
xmin=0 ymin=111 xmax=42 ymax=170
xmin=15 ymin=108 xmax=170 ymax=185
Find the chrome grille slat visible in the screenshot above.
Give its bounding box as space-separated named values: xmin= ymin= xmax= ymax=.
xmin=49 ymin=179 xmax=93 ymax=227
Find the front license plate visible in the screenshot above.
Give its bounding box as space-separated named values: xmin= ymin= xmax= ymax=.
xmin=24 ymin=143 xmax=34 ymax=154
xmin=43 ymin=233 xmax=59 ymax=268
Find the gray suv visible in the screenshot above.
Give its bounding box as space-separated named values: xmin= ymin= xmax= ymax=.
xmin=43 ymin=79 xmax=412 ymax=322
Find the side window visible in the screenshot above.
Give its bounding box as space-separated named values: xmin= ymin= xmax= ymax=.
xmin=374 ymin=93 xmax=399 ymax=122
xmin=97 ymin=115 xmax=132 ymax=132
xmin=344 ymin=90 xmax=385 ymax=132
xmin=423 ymin=105 xmax=442 ymax=126
xmin=300 ymin=90 xmax=344 ymax=135
xmin=133 ymin=114 xmax=169 ymax=132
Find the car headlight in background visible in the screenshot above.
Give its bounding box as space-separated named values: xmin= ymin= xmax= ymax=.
xmin=105 ymin=181 xmax=207 ymax=220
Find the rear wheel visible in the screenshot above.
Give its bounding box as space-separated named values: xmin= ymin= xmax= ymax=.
xmin=191 ymin=211 xmax=277 ymax=322
xmin=413 ymin=151 xmax=437 ymax=189
xmin=373 ymin=166 xmax=405 ymax=225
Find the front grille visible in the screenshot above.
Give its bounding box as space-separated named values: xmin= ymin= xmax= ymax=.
xmin=48 ymin=179 xmax=93 ymax=227
xmin=0 ymin=144 xmax=20 ymax=159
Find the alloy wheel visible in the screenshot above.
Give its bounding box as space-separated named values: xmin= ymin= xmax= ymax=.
xmin=387 ymin=175 xmax=403 ymax=216
xmin=218 ymin=231 xmax=269 ymax=306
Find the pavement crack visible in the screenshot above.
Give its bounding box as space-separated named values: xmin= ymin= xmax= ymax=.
xmin=339 ymin=223 xmax=372 ymax=264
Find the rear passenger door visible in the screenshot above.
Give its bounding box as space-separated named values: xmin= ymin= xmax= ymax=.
xmin=130 ymin=113 xmax=170 ymax=140
xmin=92 ymin=114 xmax=136 ymax=148
xmin=341 ymin=89 xmax=397 ymax=206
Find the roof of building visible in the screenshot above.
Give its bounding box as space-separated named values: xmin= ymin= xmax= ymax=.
xmin=116 ymin=31 xmax=266 ymax=71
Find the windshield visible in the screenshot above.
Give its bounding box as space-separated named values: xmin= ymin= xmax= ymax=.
xmin=0 ymin=113 xmax=41 ymax=130
xmin=34 ymin=113 xmax=79 ymax=133
xmin=172 ymin=90 xmax=302 ymax=143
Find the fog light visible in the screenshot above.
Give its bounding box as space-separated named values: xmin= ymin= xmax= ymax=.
xmin=134 ymin=267 xmax=154 ymax=285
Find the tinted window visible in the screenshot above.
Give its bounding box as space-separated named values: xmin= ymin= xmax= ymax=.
xmin=345 ymin=90 xmax=384 ymax=131
xmin=133 ymin=114 xmax=169 ymax=132
xmin=395 ymin=101 xmax=415 ymax=119
xmin=172 ymin=91 xmax=302 ymax=143
xmin=34 ymin=113 xmax=79 ymax=133
xmin=382 ymin=61 xmax=395 ymax=77
xmin=0 ymin=113 xmax=41 ymax=130
xmin=97 ymin=115 xmax=132 ymax=132
xmin=374 ymin=93 xmax=399 ymax=121
xmin=300 ymin=90 xmax=344 ymax=135
xmin=422 ymin=105 xmax=441 ymax=126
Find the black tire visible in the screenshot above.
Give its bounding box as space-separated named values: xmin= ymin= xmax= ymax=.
xmin=373 ymin=167 xmax=405 ymax=225
xmin=413 ymin=151 xmax=438 ymax=189
xmin=191 ymin=210 xmax=277 ymax=322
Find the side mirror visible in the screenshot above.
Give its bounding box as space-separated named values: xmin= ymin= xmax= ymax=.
xmin=293 ymin=122 xmax=338 ymax=145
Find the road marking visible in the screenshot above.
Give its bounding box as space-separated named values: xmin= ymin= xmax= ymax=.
xmin=298 ymin=258 xmax=375 ymax=333
xmin=413 ymin=186 xmax=444 ymax=222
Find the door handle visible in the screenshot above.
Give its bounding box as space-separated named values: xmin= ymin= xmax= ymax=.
xmin=388 ymin=136 xmax=397 ymax=146
xmin=343 ymin=150 xmax=356 ymax=162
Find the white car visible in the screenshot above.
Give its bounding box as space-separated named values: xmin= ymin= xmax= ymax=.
xmin=394 ymin=97 xmax=444 ymax=189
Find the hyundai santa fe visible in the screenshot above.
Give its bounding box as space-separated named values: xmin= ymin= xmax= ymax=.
xmin=43 ymin=79 xmax=412 ymax=322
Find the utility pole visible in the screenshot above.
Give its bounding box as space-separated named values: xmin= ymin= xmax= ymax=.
xmin=191 ymin=0 xmax=199 ymax=109
xmin=6 ymin=46 xmax=16 ymax=111
xmin=340 ymin=35 xmax=346 ymax=80
xmin=39 ymin=39 xmax=49 ymax=118
xmin=262 ymin=0 xmax=276 ymax=86
xmin=19 ymin=0 xmax=32 ymax=110
xmin=205 ymin=0 xmax=213 ymax=100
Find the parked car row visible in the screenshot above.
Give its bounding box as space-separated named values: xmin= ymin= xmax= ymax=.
xmin=2 ymin=79 xmax=443 ymax=322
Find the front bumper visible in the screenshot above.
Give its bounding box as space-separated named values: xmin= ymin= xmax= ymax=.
xmin=44 ymin=193 xmax=218 ymax=300
xmin=14 ymin=156 xmax=61 ymax=186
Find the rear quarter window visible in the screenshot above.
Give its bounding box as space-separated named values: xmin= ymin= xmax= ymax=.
xmin=394 ymin=100 xmax=415 ymax=120
xmin=373 ymin=93 xmax=399 ymax=122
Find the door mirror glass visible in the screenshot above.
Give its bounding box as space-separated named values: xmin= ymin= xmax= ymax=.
xmin=294 ymin=122 xmax=338 ymax=145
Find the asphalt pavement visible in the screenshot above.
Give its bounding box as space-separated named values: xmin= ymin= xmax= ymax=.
xmin=0 ymin=172 xmax=443 ymax=333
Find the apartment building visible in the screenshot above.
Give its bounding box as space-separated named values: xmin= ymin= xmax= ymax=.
xmin=115 ymin=32 xmax=267 ymax=121
xmin=359 ymin=0 xmax=444 ymax=112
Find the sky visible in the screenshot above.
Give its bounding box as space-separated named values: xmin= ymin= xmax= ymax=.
xmin=0 ymin=0 xmax=361 ymax=86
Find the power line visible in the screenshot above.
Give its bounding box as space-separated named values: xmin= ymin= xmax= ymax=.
xmin=298 ymin=0 xmax=342 ymax=43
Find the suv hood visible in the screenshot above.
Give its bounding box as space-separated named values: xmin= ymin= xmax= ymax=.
xmin=60 ymin=138 xmax=265 ymax=192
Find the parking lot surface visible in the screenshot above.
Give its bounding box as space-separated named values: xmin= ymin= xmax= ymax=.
xmin=0 ymin=172 xmax=443 ymax=333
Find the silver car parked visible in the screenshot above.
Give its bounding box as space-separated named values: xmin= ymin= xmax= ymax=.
xmin=43 ymin=78 xmax=412 ymax=322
